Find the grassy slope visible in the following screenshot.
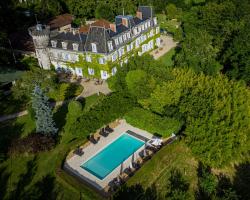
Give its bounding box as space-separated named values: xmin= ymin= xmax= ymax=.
xmin=127 ymin=141 xmax=198 ymax=199
xmin=0 ymin=94 xmax=105 ymax=200
xmin=157 ymin=48 xmax=176 ymax=67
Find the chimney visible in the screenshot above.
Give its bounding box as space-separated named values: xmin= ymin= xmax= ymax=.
xmin=110 ymin=23 xmax=116 ymax=32
xmin=122 ymin=18 xmax=128 ymax=27
xmin=136 ymin=11 xmax=142 ymax=20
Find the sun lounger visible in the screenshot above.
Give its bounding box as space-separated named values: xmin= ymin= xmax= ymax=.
xmin=105 ymin=125 xmax=114 ymax=133
xmin=99 ymin=128 xmax=109 ymax=137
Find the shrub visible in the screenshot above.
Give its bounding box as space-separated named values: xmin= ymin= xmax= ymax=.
xmin=8 ymin=133 xmax=55 ymax=154
xmin=124 ymin=107 xmax=182 ymax=138
xmin=70 ymin=92 xmax=136 ymax=136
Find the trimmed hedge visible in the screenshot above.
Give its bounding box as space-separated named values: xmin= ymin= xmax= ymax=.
xmin=69 ymin=92 xmax=136 ymax=136
xmin=124 ymin=107 xmax=182 ymax=138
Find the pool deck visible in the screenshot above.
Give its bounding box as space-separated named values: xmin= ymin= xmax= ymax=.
xmin=64 ymin=119 xmax=153 ymax=191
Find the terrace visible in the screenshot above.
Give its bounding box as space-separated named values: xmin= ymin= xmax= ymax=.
xmin=64 ymin=119 xmax=164 ymax=195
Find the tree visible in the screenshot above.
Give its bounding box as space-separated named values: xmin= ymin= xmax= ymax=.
xmin=166 ymin=169 xmax=192 ymax=200
xmin=95 ymin=3 xmax=114 ymax=21
xmin=125 ymin=69 xmax=156 ymax=100
xmin=12 ymin=68 xmax=58 ymax=101
xmin=166 ymin=4 xmax=178 ymax=19
xmin=144 ymin=68 xmax=250 ymax=167
xmin=32 ymin=85 xmax=57 ymax=136
xmin=175 ymin=30 xmax=222 ymax=75
xmin=64 ymin=100 xmax=82 ymax=134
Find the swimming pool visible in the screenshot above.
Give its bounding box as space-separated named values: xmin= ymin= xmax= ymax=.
xmin=81 ymin=133 xmax=144 ymax=180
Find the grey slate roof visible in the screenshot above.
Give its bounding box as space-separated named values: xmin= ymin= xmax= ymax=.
xmin=138 ymin=6 xmax=154 ymax=19
xmin=49 ymin=32 xmax=87 ymax=51
xmin=84 ymin=26 xmax=111 ymax=54
xmin=49 ymin=6 xmax=156 ymax=53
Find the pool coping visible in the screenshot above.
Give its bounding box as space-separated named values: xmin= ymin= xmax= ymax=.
xmin=64 ymin=119 xmax=153 ymax=191
xmin=81 ymin=133 xmax=145 ymax=180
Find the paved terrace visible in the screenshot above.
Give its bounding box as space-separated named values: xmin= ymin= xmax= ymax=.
xmin=150 ymin=35 xmax=177 ymax=60
xmin=64 ymin=119 xmax=154 ymax=191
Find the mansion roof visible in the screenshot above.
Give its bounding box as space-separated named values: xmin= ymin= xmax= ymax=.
xmin=49 ymin=6 xmax=157 ymax=54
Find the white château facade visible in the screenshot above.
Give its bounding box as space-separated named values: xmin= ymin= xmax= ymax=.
xmin=29 ymin=6 xmax=161 ymax=79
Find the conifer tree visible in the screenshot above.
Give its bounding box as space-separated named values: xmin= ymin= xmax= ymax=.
xmin=32 ymin=85 xmax=58 ymax=136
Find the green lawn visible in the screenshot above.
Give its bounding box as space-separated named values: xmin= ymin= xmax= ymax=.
xmin=158 ymin=48 xmax=176 ymax=67
xmin=127 ymin=141 xmax=198 ymax=199
xmin=0 ymin=94 xmax=105 ymax=200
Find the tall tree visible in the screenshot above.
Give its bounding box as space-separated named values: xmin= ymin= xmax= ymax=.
xmin=32 ymin=85 xmax=57 ymax=136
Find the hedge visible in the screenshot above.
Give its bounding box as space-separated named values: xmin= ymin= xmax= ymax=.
xmin=124 ymin=107 xmax=182 ymax=138
xmin=69 ymin=92 xmax=136 ymax=136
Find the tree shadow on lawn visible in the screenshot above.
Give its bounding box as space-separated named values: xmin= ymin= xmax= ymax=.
xmin=0 ymin=166 xmax=11 ymax=200
xmin=0 ymin=120 xmax=24 ymax=162
xmin=113 ymin=183 xmax=157 ymax=200
xmin=53 ymin=104 xmax=68 ymax=133
xmin=9 ymin=156 xmax=38 ymax=199
xmin=233 ymin=161 xmax=250 ymax=200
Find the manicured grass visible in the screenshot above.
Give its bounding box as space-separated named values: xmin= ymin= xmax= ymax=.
xmin=127 ymin=141 xmax=198 ymax=199
xmin=158 ymin=48 xmax=176 ymax=67
xmin=82 ymin=93 xmax=105 ymax=112
xmin=0 ymin=94 xmax=105 ymax=200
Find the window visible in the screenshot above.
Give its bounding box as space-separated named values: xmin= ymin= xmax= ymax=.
xmin=62 ymin=42 xmax=67 ymax=50
xmin=145 ymin=22 xmax=148 ymax=29
xmin=75 ymin=67 xmax=83 ymax=76
xmin=127 ymin=32 xmax=130 ymax=39
xmin=138 ymin=26 xmax=141 ymax=32
xmin=127 ymin=45 xmax=130 ymax=52
xmin=99 ymin=57 xmax=105 ymax=64
xmin=51 ymin=40 xmax=57 ymax=48
xmin=72 ymin=43 xmax=79 ymax=51
xmin=72 ymin=54 xmax=79 ymax=62
xmin=118 ymin=48 xmax=124 ymax=57
xmin=88 ymin=68 xmax=95 ymax=75
xmin=91 ymin=43 xmax=97 ymax=53
xmin=133 ymin=28 xmax=137 ymax=35
xmin=115 ymin=38 xmax=119 ymax=46
xmin=135 ymin=38 xmax=140 ymax=48
xmin=111 ymin=67 xmax=117 ymax=75
xmin=119 ymin=36 xmax=123 ymax=44
xmin=86 ymin=55 xmax=92 ymax=62
xmin=123 ymin=34 xmax=127 ymax=41
xmin=156 ymin=27 xmax=160 ymax=34
xmin=142 ymin=24 xmax=145 ymax=31
xmin=147 ymin=21 xmax=151 ymax=27
xmin=108 ymin=41 xmax=113 ymax=51
xmin=153 ymin=17 xmax=157 ymax=25
xmin=101 ymin=70 xmax=108 ymax=80
xmin=112 ymin=52 xmax=117 ymax=62
xmin=130 ymin=43 xmax=133 ymax=50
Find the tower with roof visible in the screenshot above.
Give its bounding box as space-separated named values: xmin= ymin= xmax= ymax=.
xmin=28 ymin=24 xmax=51 ymax=69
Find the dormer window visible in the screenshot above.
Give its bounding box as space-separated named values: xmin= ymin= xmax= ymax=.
xmin=72 ymin=43 xmax=79 ymax=51
xmin=142 ymin=24 xmax=145 ymax=31
xmin=51 ymin=40 xmax=57 ymax=48
xmin=119 ymin=36 xmax=123 ymax=44
xmin=147 ymin=21 xmax=151 ymax=27
xmin=114 ymin=38 xmax=119 ymax=46
xmin=127 ymin=32 xmax=131 ymax=39
xmin=133 ymin=28 xmax=137 ymax=35
xmin=62 ymin=42 xmax=68 ymax=50
xmin=153 ymin=17 xmax=157 ymax=25
xmin=108 ymin=41 xmax=113 ymax=51
xmin=123 ymin=34 xmax=127 ymax=41
xmin=91 ymin=43 xmax=97 ymax=53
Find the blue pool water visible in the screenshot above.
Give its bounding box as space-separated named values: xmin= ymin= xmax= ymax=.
xmin=81 ymin=133 xmax=144 ymax=180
